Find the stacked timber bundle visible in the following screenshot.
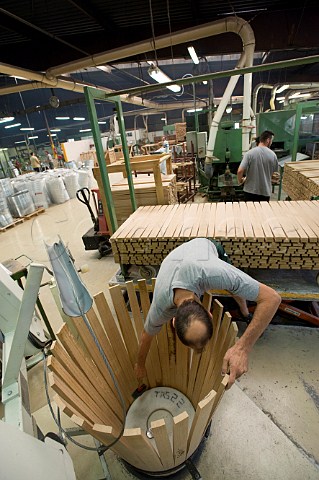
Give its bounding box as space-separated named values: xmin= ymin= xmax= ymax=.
xmin=111 ymin=174 xmax=177 ymax=226
xmin=110 ymin=201 xmax=319 ymax=270
xmin=283 ymin=160 xmax=319 ymax=199
xmin=48 ymin=281 xmax=235 ymax=473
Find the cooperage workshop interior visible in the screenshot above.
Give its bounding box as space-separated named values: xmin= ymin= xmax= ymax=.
xmin=0 ymin=2 xmax=319 ymax=479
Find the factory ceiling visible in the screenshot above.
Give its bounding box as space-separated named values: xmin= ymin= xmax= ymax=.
xmin=0 ymin=1 xmax=318 ymax=71
xmin=0 ymin=1 xmax=318 ymax=148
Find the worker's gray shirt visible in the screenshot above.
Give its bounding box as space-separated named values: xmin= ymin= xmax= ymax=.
xmin=239 ymin=146 xmax=278 ymax=197
xmin=144 ymin=238 xmax=260 ymax=336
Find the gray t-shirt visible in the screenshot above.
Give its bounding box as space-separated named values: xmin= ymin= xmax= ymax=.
xmin=144 ymin=238 xmax=260 ymax=336
xmin=239 ymin=146 xmax=278 ymax=197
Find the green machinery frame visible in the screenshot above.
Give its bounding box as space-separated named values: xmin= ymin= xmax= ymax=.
xmin=83 ymin=87 xmax=137 ymax=234
xmin=276 ymin=99 xmax=319 ymax=200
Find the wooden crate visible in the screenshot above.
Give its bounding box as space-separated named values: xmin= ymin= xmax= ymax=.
xmin=48 ymin=282 xmax=234 ymax=473
xmin=110 ymin=201 xmax=319 ymax=270
xmin=174 ymin=122 xmax=186 ymax=142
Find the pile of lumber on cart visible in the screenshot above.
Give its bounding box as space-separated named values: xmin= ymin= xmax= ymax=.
xmin=283 ymin=160 xmax=319 ymax=199
xmin=110 ymin=201 xmax=319 ymax=270
xmin=111 ymin=174 xmax=177 ymax=225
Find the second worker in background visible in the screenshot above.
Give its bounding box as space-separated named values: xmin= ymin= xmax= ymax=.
xmin=237 ymin=130 xmax=279 ymax=202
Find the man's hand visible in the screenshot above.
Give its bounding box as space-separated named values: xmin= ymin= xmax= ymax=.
xmin=271 ymin=171 xmax=280 ymax=184
xmin=222 ymin=344 xmax=249 ymax=389
xmin=135 ymin=329 xmax=154 ymax=384
xmin=239 ymin=176 xmax=246 ymax=185
xmin=134 ymin=363 xmax=147 ymax=385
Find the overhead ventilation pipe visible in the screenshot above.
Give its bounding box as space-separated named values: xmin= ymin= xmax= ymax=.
xmin=1 ymin=16 xmax=255 ymax=148
xmin=0 ymin=67 xmax=206 ymax=113
xmin=270 ymin=83 xmax=319 ymax=110
xmin=45 ymin=16 xmax=255 ymax=157
xmin=206 ymin=17 xmax=255 ymax=158
xmin=252 ymin=83 xmax=273 ymax=113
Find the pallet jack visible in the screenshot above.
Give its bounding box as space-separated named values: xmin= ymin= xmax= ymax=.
xmin=76 ymin=187 xmax=112 ymax=258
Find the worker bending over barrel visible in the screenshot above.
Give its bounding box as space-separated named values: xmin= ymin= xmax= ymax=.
xmin=135 ymin=238 xmax=281 ymax=389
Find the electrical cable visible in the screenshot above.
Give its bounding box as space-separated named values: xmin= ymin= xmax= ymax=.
xmin=146 ymin=408 xmax=173 ymax=434
xmin=110 ymin=64 xmax=150 ymax=86
xmin=166 ymin=0 xmax=175 ymax=75
xmin=149 ymin=0 xmax=158 ymax=67
xmin=43 ymin=243 xmax=127 ymax=453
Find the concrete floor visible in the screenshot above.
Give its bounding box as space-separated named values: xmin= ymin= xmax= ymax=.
xmin=1 ymin=187 xmax=319 ymax=480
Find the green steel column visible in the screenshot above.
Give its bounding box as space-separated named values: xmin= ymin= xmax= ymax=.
xmin=291 ymin=103 xmax=302 ymax=162
xmin=84 ymin=87 xmax=118 ymax=233
xmin=110 ymin=96 xmax=137 ymax=211
xmin=277 ymin=165 xmax=284 ymax=200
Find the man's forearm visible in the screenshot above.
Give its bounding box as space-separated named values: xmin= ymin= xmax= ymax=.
xmin=237 ymin=167 xmax=245 ymax=184
xmin=236 ymin=284 xmax=281 ymax=352
xmin=137 ymin=329 xmax=154 ymax=367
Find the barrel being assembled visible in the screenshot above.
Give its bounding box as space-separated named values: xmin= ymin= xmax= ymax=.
xmin=48 ymin=280 xmax=237 ymax=474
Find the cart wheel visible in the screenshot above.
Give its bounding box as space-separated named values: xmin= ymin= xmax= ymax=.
xmin=139 ymin=265 xmax=157 ymax=280
xmin=98 ymin=240 xmax=112 ymax=258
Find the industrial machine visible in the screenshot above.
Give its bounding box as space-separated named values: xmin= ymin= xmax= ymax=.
xmin=192 ymin=121 xmax=245 ymax=200
xmin=76 ymin=187 xmax=112 ymax=258
xmin=257 ymin=104 xmax=319 ymax=159
xmin=0 ymin=263 xmax=76 ymax=480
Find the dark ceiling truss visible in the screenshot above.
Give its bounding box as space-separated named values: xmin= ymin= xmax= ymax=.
xmin=65 ymin=0 xmax=116 ymax=33
xmin=0 ymin=1 xmax=318 ymax=150
xmin=0 ymin=5 xmax=90 ymax=55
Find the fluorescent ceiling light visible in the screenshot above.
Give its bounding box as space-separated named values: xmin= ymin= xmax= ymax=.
xmin=226 ymin=106 xmax=233 ymax=113
xmin=47 ymin=133 xmax=57 ymax=137
xmin=301 ymin=116 xmax=308 ymax=119
xmin=20 ymin=127 xmax=34 ymax=131
xmin=187 ymin=108 xmax=203 ymax=113
xmin=203 ymin=80 xmax=208 ymax=85
xmin=50 ymin=129 xmax=61 ymax=132
xmin=0 ymin=148 xmax=8 ymax=151
xmin=5 ymin=123 xmax=21 ymax=129
xmin=79 ymin=129 xmax=91 ymax=132
xmin=15 ymin=140 xmax=26 ymax=144
xmin=10 ymin=75 xmax=28 ymax=80
xmin=28 ymin=136 xmax=38 ymax=139
xmin=73 ymin=117 xmax=85 ymax=121
xmin=218 ymin=8 xmax=266 ymax=15
xmin=278 ymin=100 xmax=285 ymax=103
xmin=276 ymin=96 xmax=286 ymax=100
xmin=161 ymin=117 xmax=167 ymax=121
xmin=97 ymin=65 xmax=111 ymax=73
xmin=98 ymin=121 xmax=106 ymax=124
xmin=148 ymin=65 xmax=181 ymax=93
xmin=188 ymin=46 xmax=199 ymax=65
xmin=0 ymin=117 xmax=15 ymax=124
xmin=276 ymin=84 xmax=289 ymax=93
xmin=56 ymin=116 xmax=70 ymax=120
xmin=290 ymin=92 xmax=311 ymax=99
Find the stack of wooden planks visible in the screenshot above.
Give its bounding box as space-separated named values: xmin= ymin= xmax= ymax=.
xmin=283 ymin=160 xmax=319 ymax=199
xmin=111 ymin=174 xmax=177 ymax=226
xmin=110 ymin=201 xmax=319 ymax=269
xmin=48 ymin=281 xmax=235 ymax=472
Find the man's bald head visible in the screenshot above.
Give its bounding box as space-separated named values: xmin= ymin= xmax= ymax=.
xmin=174 ymin=299 xmax=213 ymax=352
